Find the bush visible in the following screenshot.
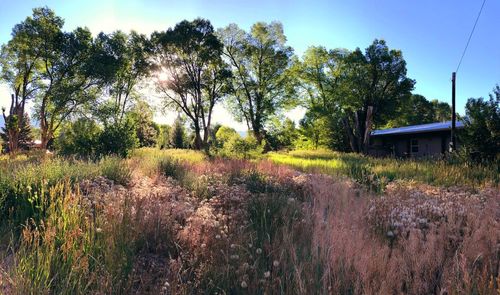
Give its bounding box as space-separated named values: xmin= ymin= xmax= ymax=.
xmin=98 ymin=120 xmax=138 ymax=158
xmin=56 ymin=118 xmax=101 ymax=158
xmin=214 ymin=126 xmax=263 ymax=158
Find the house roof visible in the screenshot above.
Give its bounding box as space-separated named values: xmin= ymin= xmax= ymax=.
xmin=371 ymin=120 xmax=464 ymax=137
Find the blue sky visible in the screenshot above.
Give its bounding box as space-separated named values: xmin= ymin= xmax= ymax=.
xmin=1 ymin=0 xmax=499 ymax=128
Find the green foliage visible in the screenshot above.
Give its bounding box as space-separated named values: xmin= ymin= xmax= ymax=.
xmin=98 ymin=120 xmax=138 ymax=158
xmin=462 ymin=86 xmax=500 ymax=163
xmin=386 ymin=94 xmax=451 ymax=128
xmin=157 ymin=124 xmax=171 ymax=149
xmin=214 ymin=126 xmax=263 ymax=158
xmin=158 ymin=157 xmax=188 ymax=181
xmin=0 ymin=157 xmax=99 ymax=227
xmin=126 ymin=99 xmax=159 ymax=148
xmin=294 ymin=40 xmax=415 ymax=153
xmin=152 ymin=18 xmax=231 ymax=150
xmin=55 ymin=118 xmax=101 ymax=158
xmin=12 ymin=180 xmax=150 ymax=294
xmin=218 ymin=22 xmax=295 ymax=144
xmin=266 ymin=118 xmax=298 ymax=151
xmin=214 ymin=126 xmax=239 ymax=148
xmin=170 ymin=116 xmax=186 ymax=149
xmin=0 ymin=113 xmax=33 ymax=153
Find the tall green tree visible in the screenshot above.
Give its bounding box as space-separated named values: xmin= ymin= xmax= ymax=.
xmin=95 ymin=31 xmax=152 ymax=123
xmin=462 ymin=86 xmax=500 ymax=162
xmin=1 ymin=7 xmax=114 ymax=150
xmin=292 ymin=46 xmax=349 ymax=151
xmin=0 ymin=8 xmax=48 ymax=153
xmin=152 ymin=19 xmax=231 ymax=150
xmin=431 ymin=99 xmax=452 ymax=122
xmin=341 ymin=39 xmax=415 ymax=153
xmin=126 ymin=99 xmax=159 ymax=147
xmin=266 ymin=118 xmax=298 ymax=151
xmin=170 ymin=115 xmax=186 ymax=149
xmin=36 ymin=25 xmax=109 ymax=149
xmin=218 ymin=22 xmax=295 ymax=146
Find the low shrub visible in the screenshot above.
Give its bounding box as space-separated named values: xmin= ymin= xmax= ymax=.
xmin=99 ymin=157 xmax=132 ymax=186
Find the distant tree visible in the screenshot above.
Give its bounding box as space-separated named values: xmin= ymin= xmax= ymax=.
xmin=462 ymin=86 xmax=500 ymax=162
xmin=127 ymin=99 xmax=159 ymax=147
xmin=170 ymin=115 xmax=186 ymax=149
xmin=431 ymin=99 xmax=451 ymax=122
xmin=291 ymin=46 xmax=353 ymax=152
xmin=215 ymin=125 xmax=239 ymax=149
xmin=0 ymin=112 xmax=32 ymax=153
xmin=157 ymin=124 xmax=171 ymax=149
xmin=13 ymin=8 xmax=114 ymax=150
xmin=386 ymin=95 xmax=452 ymax=127
xmin=152 ymin=19 xmax=231 ymax=150
xmin=55 ymin=118 xmax=101 ymax=158
xmin=218 ymin=22 xmax=295 ymax=147
xmin=266 ymin=118 xmax=298 ymax=151
xmin=0 ymin=7 xmax=116 ymax=150
xmin=98 ymin=119 xmax=138 ymax=158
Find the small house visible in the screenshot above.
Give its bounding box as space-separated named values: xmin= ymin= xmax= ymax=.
xmin=369 ymin=121 xmax=464 ymax=158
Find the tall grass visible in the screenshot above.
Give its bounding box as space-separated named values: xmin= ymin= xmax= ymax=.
xmin=2 ymin=149 xmax=498 ymax=294
xmin=0 ymin=155 xmax=131 ymax=229
xmin=10 ymin=179 xmax=175 ymax=294
xmin=268 ymin=149 xmax=499 ymax=190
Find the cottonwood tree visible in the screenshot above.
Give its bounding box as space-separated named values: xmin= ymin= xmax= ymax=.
xmin=292 ymin=46 xmax=350 ymax=150
xmin=95 ymin=31 xmax=151 ymax=123
xmin=218 ymin=22 xmax=295 ymax=146
xmin=1 ymin=7 xmax=114 ymax=150
xmin=341 ymin=39 xmax=415 ymax=153
xmin=0 ymin=8 xmax=48 ymax=153
xmin=152 ymin=19 xmax=231 ymax=150
xmin=36 ymin=26 xmax=112 ymax=149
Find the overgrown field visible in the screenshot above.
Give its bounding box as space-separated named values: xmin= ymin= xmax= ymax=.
xmin=0 ymin=148 xmax=499 ymax=294
xmin=268 ymin=149 xmax=500 ymax=190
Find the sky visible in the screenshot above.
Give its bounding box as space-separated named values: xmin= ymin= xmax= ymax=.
xmin=0 ymin=0 xmax=499 ymax=130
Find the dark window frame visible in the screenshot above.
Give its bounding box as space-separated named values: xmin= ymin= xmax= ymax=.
xmin=411 ymin=139 xmax=419 ymax=153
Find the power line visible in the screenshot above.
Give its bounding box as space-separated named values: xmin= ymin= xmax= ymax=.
xmin=455 ymin=0 xmax=487 ymax=73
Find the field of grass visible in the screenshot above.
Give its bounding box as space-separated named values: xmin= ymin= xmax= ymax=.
xmin=267 ymin=149 xmax=499 ymax=190
xmin=0 ymin=148 xmax=499 ymax=294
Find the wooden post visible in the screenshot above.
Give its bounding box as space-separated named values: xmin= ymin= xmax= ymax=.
xmin=450 ymin=72 xmax=456 ymax=152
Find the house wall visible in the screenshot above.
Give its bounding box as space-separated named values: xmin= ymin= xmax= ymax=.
xmin=369 ymin=131 xmax=459 ymax=158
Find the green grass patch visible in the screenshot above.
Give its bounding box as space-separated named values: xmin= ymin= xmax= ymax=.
xmin=268 ymin=149 xmax=499 ymax=189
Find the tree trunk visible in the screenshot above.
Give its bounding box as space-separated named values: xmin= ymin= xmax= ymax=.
xmin=362 ymin=106 xmax=374 ymax=154
xmin=342 ymin=116 xmax=358 ymax=153
xmin=40 ymin=127 xmax=50 ymax=150
xmin=193 ymin=123 xmax=203 ymax=150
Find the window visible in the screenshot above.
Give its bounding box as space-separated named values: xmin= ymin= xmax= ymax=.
xmin=411 ymin=139 xmax=419 ymax=153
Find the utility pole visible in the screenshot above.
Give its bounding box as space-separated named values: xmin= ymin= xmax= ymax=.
xmin=450 ymin=72 xmax=456 ymax=152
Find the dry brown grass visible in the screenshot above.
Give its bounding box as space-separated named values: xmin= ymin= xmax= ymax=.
xmin=2 ymin=151 xmax=499 ymax=294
